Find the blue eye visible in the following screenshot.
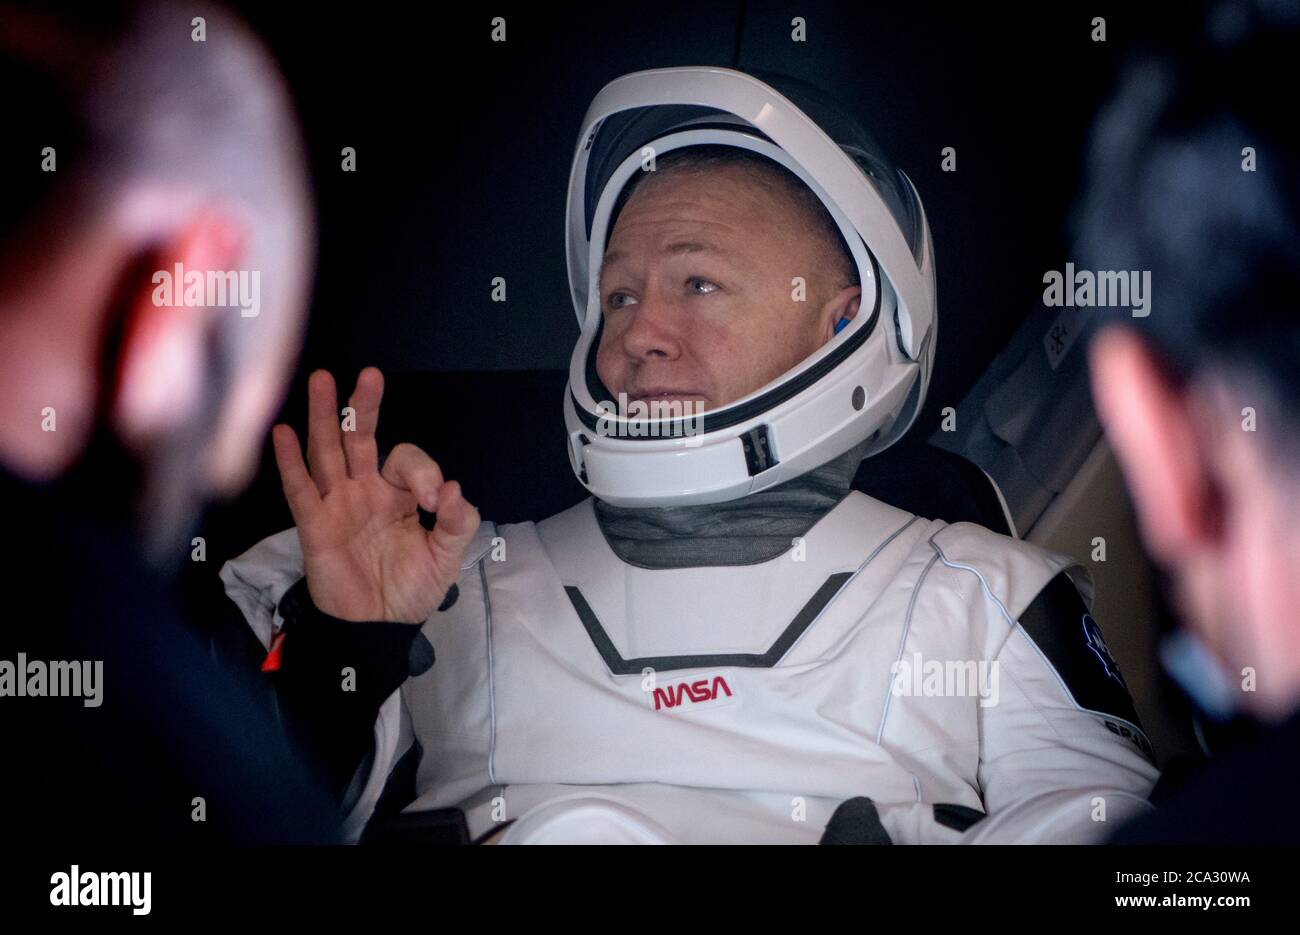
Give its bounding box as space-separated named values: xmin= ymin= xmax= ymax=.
xmin=688 ymin=278 xmax=719 ymax=295
xmin=606 ymin=292 xmax=637 ymax=310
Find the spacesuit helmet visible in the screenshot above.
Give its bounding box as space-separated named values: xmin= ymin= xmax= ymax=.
xmin=564 ymin=66 xmax=936 ymax=507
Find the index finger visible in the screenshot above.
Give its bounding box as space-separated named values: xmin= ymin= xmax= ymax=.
xmin=272 ymin=423 xmax=322 ymax=523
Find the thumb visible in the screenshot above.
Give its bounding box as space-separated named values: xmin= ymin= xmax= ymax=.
xmin=425 ymin=480 xmax=481 ymax=574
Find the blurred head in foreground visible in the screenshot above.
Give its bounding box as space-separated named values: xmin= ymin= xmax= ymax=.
xmin=0 ymin=0 xmax=313 ymax=560
xmin=1079 ymin=0 xmax=1300 ymax=722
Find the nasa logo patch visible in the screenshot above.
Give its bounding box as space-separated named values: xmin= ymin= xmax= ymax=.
xmin=1015 ymin=573 xmax=1153 ymax=762
xmin=1082 ymin=613 xmax=1127 ymax=688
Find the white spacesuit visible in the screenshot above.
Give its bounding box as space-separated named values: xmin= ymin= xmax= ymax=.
xmin=221 ymin=67 xmax=1158 ymax=843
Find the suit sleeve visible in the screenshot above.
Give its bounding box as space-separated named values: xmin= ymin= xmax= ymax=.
xmin=216 ymin=528 xmax=426 ymax=839
xmin=270 ymin=577 xmax=435 ymax=804
xmin=960 ymin=573 xmax=1161 ymax=843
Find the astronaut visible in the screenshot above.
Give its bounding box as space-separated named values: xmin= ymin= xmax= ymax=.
xmin=221 ymin=67 xmax=1159 ymax=844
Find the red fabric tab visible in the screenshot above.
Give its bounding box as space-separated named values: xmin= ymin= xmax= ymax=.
xmin=261 ymin=630 xmax=287 ymax=672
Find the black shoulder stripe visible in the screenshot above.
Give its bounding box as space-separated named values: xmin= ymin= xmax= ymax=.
xmin=1016 ymin=573 xmax=1153 ymax=759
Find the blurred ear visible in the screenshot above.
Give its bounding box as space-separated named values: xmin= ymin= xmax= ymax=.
xmin=109 ymin=210 xmax=246 ymax=454
xmin=1088 ymin=325 xmax=1219 ymax=565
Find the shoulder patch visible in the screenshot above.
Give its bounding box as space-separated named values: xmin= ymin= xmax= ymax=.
xmin=1016 ymin=573 xmax=1153 ymax=760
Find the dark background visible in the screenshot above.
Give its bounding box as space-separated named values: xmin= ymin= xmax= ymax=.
xmin=199 ymin=0 xmax=1182 ymax=561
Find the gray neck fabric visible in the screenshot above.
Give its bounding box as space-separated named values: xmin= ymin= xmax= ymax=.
xmin=592 ymin=439 xmax=872 ymax=569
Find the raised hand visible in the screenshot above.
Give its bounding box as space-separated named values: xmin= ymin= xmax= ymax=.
xmin=271 ymin=367 xmax=480 ymax=623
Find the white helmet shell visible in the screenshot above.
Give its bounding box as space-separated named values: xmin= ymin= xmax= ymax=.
xmin=564 ymin=66 xmax=936 ymax=507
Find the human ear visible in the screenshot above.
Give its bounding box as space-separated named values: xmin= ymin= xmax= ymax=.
xmin=822 ymin=284 xmax=862 ymax=342
xmin=109 ymin=209 xmax=247 ymax=454
xmin=1088 ymin=325 xmax=1219 ymax=565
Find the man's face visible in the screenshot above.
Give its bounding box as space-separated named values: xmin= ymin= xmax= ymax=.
xmin=594 ymin=165 xmax=859 ymax=411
